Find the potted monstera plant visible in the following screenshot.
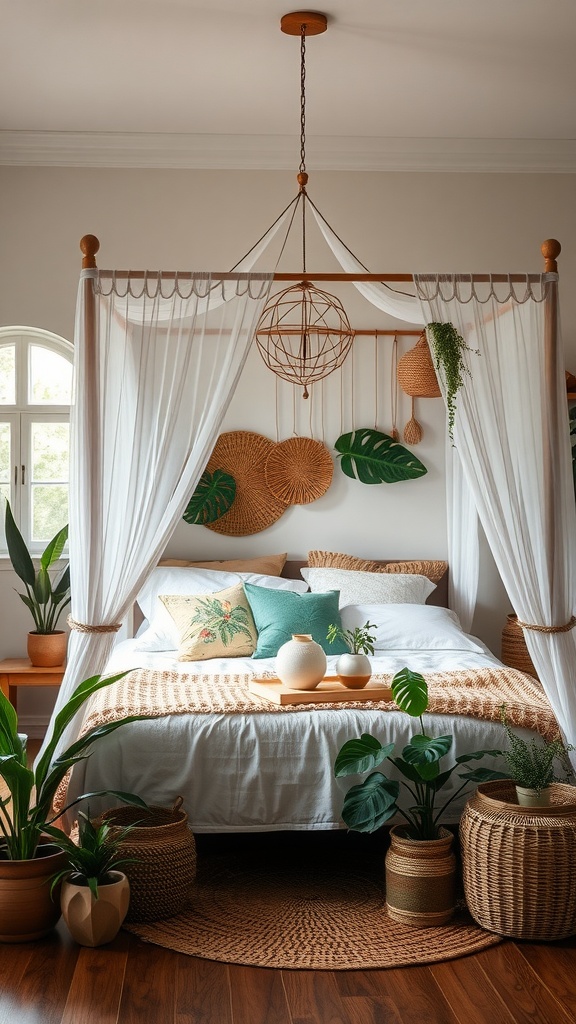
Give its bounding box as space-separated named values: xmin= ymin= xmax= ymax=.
xmin=4 ymin=499 xmax=70 ymax=667
xmin=334 ymin=667 xmax=508 ymax=926
xmin=0 ymin=670 xmax=152 ymax=942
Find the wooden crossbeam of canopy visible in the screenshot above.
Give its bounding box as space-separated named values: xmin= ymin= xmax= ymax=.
xmin=79 ymin=236 xmax=561 ymax=278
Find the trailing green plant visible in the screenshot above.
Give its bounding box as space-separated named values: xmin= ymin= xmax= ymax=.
xmin=327 ymin=620 xmax=377 ymax=656
xmin=334 ymin=428 xmax=427 ymax=484
xmin=4 ymin=499 xmax=70 ymax=633
xmin=334 ymin=667 xmax=508 ymax=839
xmin=49 ymin=810 xmax=141 ymax=899
xmin=426 ymin=322 xmax=479 ymax=441
xmin=498 ymin=706 xmax=574 ymax=793
xmin=0 ymin=670 xmax=154 ymax=861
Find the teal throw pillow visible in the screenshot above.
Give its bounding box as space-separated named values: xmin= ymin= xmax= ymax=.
xmin=243 ymin=583 xmax=348 ymax=659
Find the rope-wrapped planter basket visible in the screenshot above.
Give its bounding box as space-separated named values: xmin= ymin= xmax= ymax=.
xmin=97 ymin=798 xmax=197 ymax=923
xmin=460 ymin=780 xmax=576 ymax=940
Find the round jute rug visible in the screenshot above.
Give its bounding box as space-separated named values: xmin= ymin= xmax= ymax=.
xmin=123 ymin=856 xmax=502 ymax=970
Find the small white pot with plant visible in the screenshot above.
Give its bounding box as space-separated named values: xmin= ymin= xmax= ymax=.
xmin=499 ymin=706 xmax=574 ymax=806
xmin=327 ymin=620 xmax=377 ymax=689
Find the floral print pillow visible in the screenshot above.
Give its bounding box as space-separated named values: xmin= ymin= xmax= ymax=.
xmin=160 ymin=583 xmax=257 ymax=661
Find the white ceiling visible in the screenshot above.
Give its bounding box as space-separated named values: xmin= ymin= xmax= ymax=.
xmin=1 ymin=0 xmax=575 ymax=171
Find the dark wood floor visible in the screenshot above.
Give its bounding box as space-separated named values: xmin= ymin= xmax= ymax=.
xmin=2 ymin=827 xmax=576 ymax=1024
xmin=4 ymin=741 xmax=575 ymax=1023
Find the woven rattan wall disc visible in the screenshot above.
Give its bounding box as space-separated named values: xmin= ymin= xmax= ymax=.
xmin=397 ymin=333 xmax=441 ymax=398
xmin=265 ymin=437 xmax=334 ymax=505
xmin=205 ymin=431 xmax=288 ymax=536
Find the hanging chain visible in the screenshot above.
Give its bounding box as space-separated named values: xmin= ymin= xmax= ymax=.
xmin=300 ymin=23 xmax=307 ymax=273
xmin=299 ymin=24 xmax=306 ymax=175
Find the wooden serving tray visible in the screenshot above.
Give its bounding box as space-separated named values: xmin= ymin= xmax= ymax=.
xmin=249 ymin=676 xmax=393 ymax=706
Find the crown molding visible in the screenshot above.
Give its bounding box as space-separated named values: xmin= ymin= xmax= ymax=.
xmin=0 ymin=132 xmax=575 ymax=172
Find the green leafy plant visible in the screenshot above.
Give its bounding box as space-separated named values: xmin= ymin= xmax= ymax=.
xmin=49 ymin=810 xmax=140 ymax=899
xmin=334 ymin=667 xmax=507 ymax=839
xmin=499 ymin=706 xmax=574 ymax=793
xmin=4 ymin=499 xmax=70 ymax=633
xmin=426 ymin=322 xmax=479 ymax=441
xmin=0 ymin=671 xmax=153 ymax=861
xmin=183 ymin=469 xmax=236 ymax=525
xmin=334 ymin=428 xmax=427 ymax=485
xmin=327 ymin=620 xmax=377 ymax=656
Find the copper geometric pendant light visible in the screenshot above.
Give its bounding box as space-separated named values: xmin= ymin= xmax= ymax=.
xmin=254 ymin=12 xmax=354 ymax=399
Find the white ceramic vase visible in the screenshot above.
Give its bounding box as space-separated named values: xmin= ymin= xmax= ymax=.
xmin=336 ymin=652 xmax=372 ymax=689
xmin=515 ymin=785 xmax=553 ymax=807
xmin=276 ymin=634 xmax=327 ymax=690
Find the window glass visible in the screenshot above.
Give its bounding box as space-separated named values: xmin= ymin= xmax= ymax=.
xmin=31 ymin=422 xmax=69 ymax=482
xmin=0 ymin=346 xmax=16 ymax=404
xmin=29 ymin=345 xmax=72 ymax=404
xmin=31 ymin=485 xmax=68 ymax=542
xmin=0 ymin=423 xmax=10 ymax=544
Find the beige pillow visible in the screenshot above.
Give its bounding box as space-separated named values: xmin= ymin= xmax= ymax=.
xmin=159 ymin=583 xmax=258 ymax=661
xmin=306 ymin=551 xmax=447 ymax=585
xmin=159 ymin=553 xmax=287 ymax=576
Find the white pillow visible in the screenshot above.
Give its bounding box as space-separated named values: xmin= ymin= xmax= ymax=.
xmin=340 ymin=603 xmax=485 ymax=653
xmin=135 ymin=566 xmax=309 ymax=651
xmin=300 ymin=567 xmax=436 ymax=609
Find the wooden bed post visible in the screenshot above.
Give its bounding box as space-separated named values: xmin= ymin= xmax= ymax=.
xmin=541 ymin=238 xmax=561 ymax=587
xmin=80 ymin=234 xmax=100 ymax=269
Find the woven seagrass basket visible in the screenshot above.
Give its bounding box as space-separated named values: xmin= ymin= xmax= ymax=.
xmin=501 ymin=612 xmax=539 ymax=679
xmin=460 ymin=780 xmax=576 ymax=940
xmin=98 ymin=798 xmax=197 ymax=923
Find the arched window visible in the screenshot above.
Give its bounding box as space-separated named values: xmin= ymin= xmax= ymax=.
xmin=0 ymin=327 xmax=73 ymax=553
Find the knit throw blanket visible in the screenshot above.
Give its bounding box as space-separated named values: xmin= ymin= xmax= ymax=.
xmin=80 ymin=665 xmax=557 ymax=740
xmin=52 ymin=665 xmax=557 ymax=818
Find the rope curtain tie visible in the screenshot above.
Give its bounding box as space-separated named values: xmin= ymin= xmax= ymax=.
xmin=516 ymin=615 xmax=576 ymax=635
xmin=67 ymin=615 xmax=122 ymax=634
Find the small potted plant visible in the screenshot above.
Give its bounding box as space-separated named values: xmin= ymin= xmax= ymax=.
xmin=334 ymin=666 xmax=508 ymax=925
xmin=50 ymin=811 xmax=139 ymax=946
xmin=327 ymin=620 xmax=377 ymax=689
xmin=4 ymin=499 xmax=70 ymax=667
xmin=499 ymin=707 xmax=574 ymax=806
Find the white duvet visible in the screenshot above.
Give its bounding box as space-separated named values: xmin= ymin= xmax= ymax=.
xmin=64 ymin=606 xmax=538 ymax=833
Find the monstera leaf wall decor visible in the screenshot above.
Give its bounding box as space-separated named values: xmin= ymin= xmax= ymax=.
xmin=183 ymin=469 xmax=237 ymax=525
xmin=334 ymin=428 xmax=428 ymax=484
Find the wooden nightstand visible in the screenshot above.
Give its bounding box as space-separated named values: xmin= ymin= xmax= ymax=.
xmin=0 ymin=658 xmax=65 ymax=712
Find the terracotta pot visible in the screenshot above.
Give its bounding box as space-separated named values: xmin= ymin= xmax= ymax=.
xmin=0 ymin=843 xmax=68 ymax=942
xmin=275 ymin=634 xmax=326 ymax=690
xmin=385 ymin=825 xmax=457 ymax=927
xmin=61 ymin=871 xmax=130 ymax=947
xmin=336 ymin=652 xmax=371 ymax=689
xmin=27 ymin=630 xmax=67 ymax=668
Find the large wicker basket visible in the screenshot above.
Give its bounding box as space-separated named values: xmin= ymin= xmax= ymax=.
xmin=460 ymin=780 xmax=576 ymax=940
xmin=500 ymin=612 xmax=539 ymax=679
xmin=98 ymin=798 xmax=197 ymax=923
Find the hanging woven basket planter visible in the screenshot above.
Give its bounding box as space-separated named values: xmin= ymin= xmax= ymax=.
xmin=397 ymin=333 xmax=442 ymax=398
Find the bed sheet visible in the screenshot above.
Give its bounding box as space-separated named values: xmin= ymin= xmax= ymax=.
xmin=62 ymin=638 xmax=540 ymax=833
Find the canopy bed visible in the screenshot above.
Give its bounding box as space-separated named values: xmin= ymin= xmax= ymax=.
xmin=38 ymin=234 xmax=576 ymax=833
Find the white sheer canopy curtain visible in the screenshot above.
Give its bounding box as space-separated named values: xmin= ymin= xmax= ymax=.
xmin=415 ymin=272 xmax=576 ymax=749
xmin=37 ymin=268 xmax=272 ymax=765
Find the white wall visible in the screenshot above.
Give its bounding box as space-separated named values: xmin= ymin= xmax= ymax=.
xmin=1 ymin=167 xmax=574 ymax=731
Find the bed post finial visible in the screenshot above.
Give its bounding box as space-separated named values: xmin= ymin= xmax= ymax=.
xmin=80 ymin=235 xmax=100 ymax=269
xmin=541 ymin=239 xmax=561 ymax=273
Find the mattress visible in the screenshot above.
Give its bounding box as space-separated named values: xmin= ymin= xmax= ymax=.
xmin=62 ymin=634 xmax=545 ymax=833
